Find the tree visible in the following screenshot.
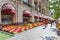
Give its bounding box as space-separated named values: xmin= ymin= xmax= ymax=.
xmin=49 ymin=0 xmax=60 ymax=20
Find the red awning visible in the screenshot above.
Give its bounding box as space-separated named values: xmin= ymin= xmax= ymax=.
xmin=34 ymin=14 xmax=39 ymax=18
xmin=39 ymin=17 xmax=41 ymax=19
xmin=23 ymin=11 xmax=32 ymax=17
xmin=1 ymin=3 xmax=16 ymax=15
xmin=45 ymin=18 xmax=48 ymax=20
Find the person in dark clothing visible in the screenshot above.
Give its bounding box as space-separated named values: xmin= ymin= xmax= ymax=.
xmin=43 ymin=19 xmax=48 ymax=29
xmin=51 ymin=20 xmax=55 ymax=27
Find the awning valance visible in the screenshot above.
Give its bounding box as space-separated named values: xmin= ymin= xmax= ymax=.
xmin=39 ymin=17 xmax=41 ymax=19
xmin=23 ymin=11 xmax=32 ymax=17
xmin=34 ymin=14 xmax=39 ymax=18
xmin=1 ymin=3 xmax=16 ymax=15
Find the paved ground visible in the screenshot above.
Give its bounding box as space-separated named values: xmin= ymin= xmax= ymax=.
xmin=7 ymin=24 xmax=60 ymax=40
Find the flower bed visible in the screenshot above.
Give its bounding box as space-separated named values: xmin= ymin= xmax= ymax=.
xmin=1 ymin=22 xmax=42 ymax=34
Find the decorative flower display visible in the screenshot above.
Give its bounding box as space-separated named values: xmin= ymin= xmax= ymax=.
xmin=1 ymin=23 xmax=43 ymax=34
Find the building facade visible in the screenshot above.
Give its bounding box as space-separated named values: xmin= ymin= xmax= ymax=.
xmin=0 ymin=0 xmax=50 ymax=24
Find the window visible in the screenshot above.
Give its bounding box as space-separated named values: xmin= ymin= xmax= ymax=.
xmin=34 ymin=0 xmax=37 ymax=5
xmin=17 ymin=0 xmax=21 ymax=1
xmin=1 ymin=15 xmax=13 ymax=24
xmin=28 ymin=0 xmax=32 ymax=7
xmin=32 ymin=0 xmax=35 ymax=7
xmin=39 ymin=5 xmax=41 ymax=12
xmin=34 ymin=0 xmax=38 ymax=10
xmin=10 ymin=0 xmax=16 ymax=2
xmin=43 ymin=10 xmax=45 ymax=14
xmin=39 ymin=1 xmax=41 ymax=12
xmin=17 ymin=0 xmax=21 ymax=4
xmin=11 ymin=0 xmax=21 ymax=4
xmin=47 ymin=0 xmax=48 ymax=1
xmin=23 ymin=0 xmax=28 ymax=5
xmin=23 ymin=0 xmax=31 ymax=7
xmin=23 ymin=17 xmax=28 ymax=23
xmin=23 ymin=17 xmax=32 ymax=23
xmin=42 ymin=9 xmax=44 ymax=14
xmin=35 ymin=5 xmax=37 ymax=10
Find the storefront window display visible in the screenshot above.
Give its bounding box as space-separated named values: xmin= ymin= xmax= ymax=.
xmin=1 ymin=3 xmax=16 ymax=25
xmin=34 ymin=14 xmax=39 ymax=22
xmin=23 ymin=10 xmax=32 ymax=23
xmin=39 ymin=17 xmax=41 ymax=22
xmin=23 ymin=17 xmax=28 ymax=23
xmin=1 ymin=15 xmax=13 ymax=24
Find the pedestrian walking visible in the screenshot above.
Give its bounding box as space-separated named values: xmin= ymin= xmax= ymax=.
xmin=43 ymin=19 xmax=48 ymax=29
xmin=51 ymin=20 xmax=53 ymax=27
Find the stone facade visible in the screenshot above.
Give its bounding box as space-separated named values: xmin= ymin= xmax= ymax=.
xmin=0 ymin=0 xmax=50 ymax=24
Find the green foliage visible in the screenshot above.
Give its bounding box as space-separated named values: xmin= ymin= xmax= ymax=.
xmin=49 ymin=0 xmax=60 ymax=20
